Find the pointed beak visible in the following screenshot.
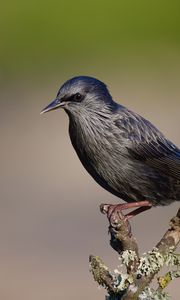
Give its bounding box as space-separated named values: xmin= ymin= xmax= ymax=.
xmin=40 ymin=98 xmax=64 ymax=114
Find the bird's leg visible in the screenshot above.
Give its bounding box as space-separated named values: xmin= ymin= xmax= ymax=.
xmin=125 ymin=204 xmax=152 ymax=220
xmin=100 ymin=200 xmax=152 ymax=223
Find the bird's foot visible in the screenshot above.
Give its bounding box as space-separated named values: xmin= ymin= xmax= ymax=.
xmin=100 ymin=201 xmax=152 ymax=233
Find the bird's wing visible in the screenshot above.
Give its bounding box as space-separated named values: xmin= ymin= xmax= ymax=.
xmin=114 ymin=108 xmax=180 ymax=180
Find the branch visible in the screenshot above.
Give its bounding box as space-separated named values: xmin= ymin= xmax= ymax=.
xmin=89 ymin=255 xmax=117 ymax=294
xmin=127 ymin=208 xmax=180 ymax=300
xmin=100 ymin=204 xmax=139 ymax=274
xmin=90 ymin=207 xmax=180 ymax=300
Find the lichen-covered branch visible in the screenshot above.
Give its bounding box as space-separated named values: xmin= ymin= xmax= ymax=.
xmin=126 ymin=208 xmax=180 ymax=300
xmin=89 ymin=255 xmax=117 ymax=294
xmin=100 ymin=204 xmax=140 ymax=274
xmin=90 ymin=207 xmax=180 ymax=300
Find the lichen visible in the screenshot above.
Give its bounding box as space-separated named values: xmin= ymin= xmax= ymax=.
xmin=158 ymin=273 xmax=172 ymax=289
xmin=121 ymin=250 xmax=138 ymax=266
xmin=139 ymin=287 xmax=170 ymax=300
xmin=89 ymin=256 xmax=112 ymax=287
xmin=137 ymin=248 xmax=165 ymax=276
xmin=158 ymin=270 xmax=180 ymax=289
xmin=165 ymin=249 xmax=180 ymax=267
xmin=113 ymin=271 xmax=133 ymax=292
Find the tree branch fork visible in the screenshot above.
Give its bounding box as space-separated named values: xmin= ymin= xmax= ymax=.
xmin=90 ymin=206 xmax=180 ymax=300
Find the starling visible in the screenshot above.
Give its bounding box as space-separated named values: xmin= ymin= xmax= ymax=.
xmin=41 ymin=76 xmax=180 ymax=218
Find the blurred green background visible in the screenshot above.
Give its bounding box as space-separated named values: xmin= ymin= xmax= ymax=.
xmin=1 ymin=0 xmax=180 ymax=82
xmin=0 ymin=1 xmax=180 ymax=299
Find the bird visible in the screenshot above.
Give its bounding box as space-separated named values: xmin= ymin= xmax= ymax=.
xmin=41 ymin=76 xmax=180 ymax=219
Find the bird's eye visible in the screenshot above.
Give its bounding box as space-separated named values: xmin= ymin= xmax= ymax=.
xmin=73 ymin=93 xmax=83 ymax=102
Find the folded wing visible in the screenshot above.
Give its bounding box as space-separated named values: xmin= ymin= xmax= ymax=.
xmin=114 ymin=107 xmax=180 ymax=180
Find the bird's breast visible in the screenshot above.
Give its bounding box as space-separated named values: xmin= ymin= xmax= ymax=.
xmin=68 ymin=115 xmax=130 ymax=188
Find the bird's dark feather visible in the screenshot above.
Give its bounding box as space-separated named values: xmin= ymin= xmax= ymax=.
xmin=115 ymin=107 xmax=180 ymax=180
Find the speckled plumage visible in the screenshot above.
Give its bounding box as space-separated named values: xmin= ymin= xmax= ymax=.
xmin=42 ymin=76 xmax=180 ymax=206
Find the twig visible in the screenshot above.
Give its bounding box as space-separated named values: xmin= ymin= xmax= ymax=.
xmin=89 ymin=255 xmax=117 ymax=294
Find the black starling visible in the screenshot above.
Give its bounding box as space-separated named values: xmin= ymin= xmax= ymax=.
xmin=41 ymin=76 xmax=180 ymax=218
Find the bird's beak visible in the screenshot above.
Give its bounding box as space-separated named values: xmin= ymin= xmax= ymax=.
xmin=40 ymin=98 xmax=65 ymax=114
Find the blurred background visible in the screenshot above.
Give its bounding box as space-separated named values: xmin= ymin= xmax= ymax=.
xmin=0 ymin=1 xmax=180 ymax=299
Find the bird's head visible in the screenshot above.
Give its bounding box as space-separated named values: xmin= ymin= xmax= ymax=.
xmin=41 ymin=76 xmax=115 ymax=116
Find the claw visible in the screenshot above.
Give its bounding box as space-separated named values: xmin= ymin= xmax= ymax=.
xmin=100 ymin=201 xmax=152 ymax=235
